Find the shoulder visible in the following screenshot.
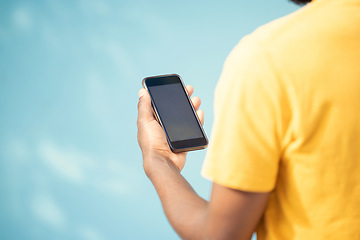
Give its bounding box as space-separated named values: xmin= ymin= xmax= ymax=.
xmin=221 ymin=2 xmax=324 ymax=91
xmin=227 ymin=1 xmax=321 ymax=67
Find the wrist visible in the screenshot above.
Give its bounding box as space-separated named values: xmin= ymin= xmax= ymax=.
xmin=143 ymin=152 xmax=180 ymax=180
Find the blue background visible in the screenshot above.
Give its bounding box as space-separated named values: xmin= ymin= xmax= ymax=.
xmin=0 ymin=1 xmax=299 ymax=239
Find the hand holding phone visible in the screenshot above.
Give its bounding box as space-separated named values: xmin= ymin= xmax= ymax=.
xmin=137 ymin=79 xmax=205 ymax=171
xmin=142 ymin=74 xmax=208 ymax=153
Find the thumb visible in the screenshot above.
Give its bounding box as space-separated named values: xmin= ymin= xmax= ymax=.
xmin=137 ymin=88 xmax=155 ymax=122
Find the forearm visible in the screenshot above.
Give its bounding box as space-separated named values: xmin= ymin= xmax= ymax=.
xmin=145 ymin=155 xmax=208 ymax=240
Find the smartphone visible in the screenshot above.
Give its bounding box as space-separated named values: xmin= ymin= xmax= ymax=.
xmin=142 ymin=74 xmax=208 ymax=153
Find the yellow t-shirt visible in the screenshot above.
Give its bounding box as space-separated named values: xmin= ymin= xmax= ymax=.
xmin=202 ymin=0 xmax=360 ymax=239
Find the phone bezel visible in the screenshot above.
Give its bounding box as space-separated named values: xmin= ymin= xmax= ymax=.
xmin=142 ymin=74 xmax=208 ymax=153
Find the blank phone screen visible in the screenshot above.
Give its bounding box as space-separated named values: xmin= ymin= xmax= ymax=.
xmin=148 ymin=82 xmax=204 ymax=142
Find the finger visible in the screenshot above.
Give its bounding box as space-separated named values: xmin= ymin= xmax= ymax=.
xmin=137 ymin=88 xmax=155 ymax=123
xmin=138 ymin=88 xmax=147 ymax=99
xmin=197 ymin=109 xmax=204 ymax=125
xmin=191 ymin=96 xmax=201 ymax=111
xmin=186 ymin=85 xmax=194 ymax=97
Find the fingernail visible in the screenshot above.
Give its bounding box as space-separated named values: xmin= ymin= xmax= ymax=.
xmin=138 ymin=88 xmax=145 ymax=99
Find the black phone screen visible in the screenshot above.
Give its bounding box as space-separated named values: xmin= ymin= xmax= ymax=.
xmin=144 ymin=75 xmax=207 ymax=152
xmin=148 ymin=82 xmax=203 ymax=142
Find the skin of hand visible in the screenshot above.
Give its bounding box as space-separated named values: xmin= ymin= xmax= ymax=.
xmin=137 ymin=85 xmax=203 ymax=174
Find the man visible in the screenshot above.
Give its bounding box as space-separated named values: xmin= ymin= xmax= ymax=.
xmin=137 ymin=0 xmax=360 ymax=239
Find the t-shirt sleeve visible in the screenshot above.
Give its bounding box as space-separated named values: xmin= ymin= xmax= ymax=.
xmin=202 ymin=38 xmax=291 ymax=192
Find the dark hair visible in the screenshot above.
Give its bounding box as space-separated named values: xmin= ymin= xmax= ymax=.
xmin=290 ymin=0 xmax=312 ymax=5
